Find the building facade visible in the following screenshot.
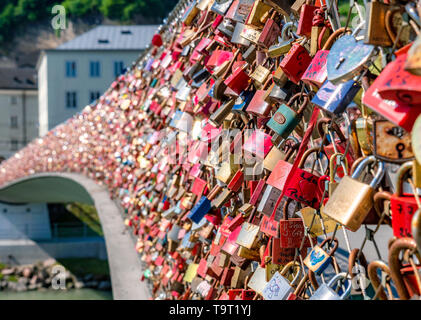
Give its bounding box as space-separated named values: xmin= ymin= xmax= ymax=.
xmin=0 ymin=68 xmax=38 ymax=160
xmin=37 ymin=25 xmax=159 ymax=136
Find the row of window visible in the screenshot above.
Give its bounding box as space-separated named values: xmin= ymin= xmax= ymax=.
xmin=66 ymin=61 xmax=126 ymax=78
xmin=66 ymin=91 xmax=101 ymax=108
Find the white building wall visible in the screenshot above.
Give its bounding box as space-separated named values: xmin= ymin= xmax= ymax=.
xmin=0 ymin=203 xmax=51 ymax=240
xmin=0 ymin=89 xmax=38 ymax=159
xmin=41 ymin=50 xmax=140 ymax=134
xmin=38 ymin=55 xmax=49 ymax=137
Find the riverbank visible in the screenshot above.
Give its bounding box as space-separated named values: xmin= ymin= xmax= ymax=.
xmin=0 ymin=258 xmax=111 ymax=294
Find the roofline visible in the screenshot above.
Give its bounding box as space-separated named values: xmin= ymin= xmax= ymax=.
xmin=36 ymin=51 xmax=45 ymax=71
xmin=0 ymin=88 xmax=37 ymax=93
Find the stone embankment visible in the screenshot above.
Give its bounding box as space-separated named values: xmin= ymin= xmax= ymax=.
xmin=0 ymin=258 xmax=111 ymax=292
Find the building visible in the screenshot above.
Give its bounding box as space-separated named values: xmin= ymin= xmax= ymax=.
xmin=0 ymin=68 xmax=38 ymax=160
xmin=37 ymin=25 xmax=159 ymax=136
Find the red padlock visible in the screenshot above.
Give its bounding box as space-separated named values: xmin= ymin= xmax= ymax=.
xmin=279 ymin=43 xmax=312 ymax=84
xmin=391 ymin=162 xmax=420 ymax=238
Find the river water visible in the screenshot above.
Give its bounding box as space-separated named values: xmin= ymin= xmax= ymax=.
xmin=0 ymin=288 xmax=112 ymax=300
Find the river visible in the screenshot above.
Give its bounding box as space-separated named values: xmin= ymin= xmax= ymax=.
xmin=0 ymin=288 xmax=113 ymax=300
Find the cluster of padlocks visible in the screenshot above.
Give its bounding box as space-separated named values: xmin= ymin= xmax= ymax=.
xmin=1 ymin=0 xmax=421 ymax=300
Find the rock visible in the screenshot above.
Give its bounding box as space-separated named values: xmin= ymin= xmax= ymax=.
xmin=27 ymin=284 xmax=38 ymax=291
xmin=43 ymin=259 xmax=56 ymax=268
xmin=38 ymin=269 xmax=49 ymax=281
xmin=30 ymin=275 xmax=38 ymax=285
xmin=22 ymin=267 xmax=32 ymax=278
xmin=7 ymin=282 xmax=17 ymax=291
xmin=1 ymin=268 xmax=15 ymax=276
xmin=97 ymin=281 xmax=111 ymax=291
xmin=18 ymin=277 xmax=29 ymax=286
xmin=16 ymin=283 xmax=27 ymax=292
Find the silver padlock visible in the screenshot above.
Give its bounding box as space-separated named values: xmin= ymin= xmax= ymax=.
xmin=309 ymin=272 xmax=352 ymax=300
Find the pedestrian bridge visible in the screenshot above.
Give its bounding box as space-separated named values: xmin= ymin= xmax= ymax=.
xmin=0 ymin=172 xmax=150 ymax=300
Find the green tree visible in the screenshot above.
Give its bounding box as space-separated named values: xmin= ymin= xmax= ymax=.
xmin=99 ymin=0 xmax=127 ymax=20
xmin=62 ymin=0 xmax=100 ymax=17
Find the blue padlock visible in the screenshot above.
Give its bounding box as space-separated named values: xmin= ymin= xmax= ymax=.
xmin=311 ymin=79 xmax=361 ymax=116
xmin=187 ymin=185 xmax=222 ymax=224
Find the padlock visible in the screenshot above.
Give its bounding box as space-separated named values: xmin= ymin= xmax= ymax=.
xmin=367 ymin=260 xmax=395 ymax=300
xmin=245 ymin=77 xmax=273 ymax=117
xmin=391 ymin=161 xmax=421 ymax=238
xmin=242 ymin=128 xmax=273 ymax=159
xmin=326 ymin=23 xmax=376 ymax=84
xmin=302 ymin=27 xmax=348 ymax=88
xmin=187 ymin=185 xmax=223 ymax=224
xmin=266 ymin=93 xmax=309 ymax=139
xmin=348 ymin=248 xmax=376 ymax=300
xmin=405 ymin=34 xmax=421 ymax=75
xmin=309 ymin=272 xmax=352 ymax=300
xmin=257 ymin=10 xmax=281 ymax=48
xmin=235 ymin=221 xmax=260 ymax=249
xmin=304 ymin=237 xmax=338 ymax=275
xmin=373 ymin=120 xmax=414 ymax=163
xmin=376 ymin=50 xmax=421 ymax=106
xmin=223 ymin=62 xmax=250 ymax=95
xmin=311 ymin=79 xmax=361 ymax=116
xmin=216 ymin=154 xmax=241 ymax=184
xmin=279 ymin=42 xmax=312 ymax=84
xmin=278 ymin=198 xmax=312 ymax=248
xmin=263 ymin=137 xmax=299 ymax=172
xmin=323 ymin=155 xmax=385 ymax=232
xmin=364 ymin=0 xmax=393 ymax=46
xmin=262 ymin=261 xmax=302 ymax=300
xmin=296 ymin=0 xmax=319 ymax=37
xmin=245 ymin=0 xmax=272 ymax=28
xmin=283 ymin=147 xmax=323 ymax=209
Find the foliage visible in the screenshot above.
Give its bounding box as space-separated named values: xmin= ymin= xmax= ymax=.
xmin=0 ymin=0 xmax=178 ymax=45
xmin=55 ymin=258 xmax=110 ymax=277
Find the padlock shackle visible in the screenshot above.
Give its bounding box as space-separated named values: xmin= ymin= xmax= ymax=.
xmin=318 ymin=237 xmax=339 ymax=256
xmin=348 ymin=248 xmax=368 ymax=280
xmin=286 ymin=93 xmax=309 ymax=115
xmin=395 ymin=161 xmax=414 ymax=196
xmin=326 ymin=272 xmax=352 ymax=299
xmin=280 ymin=261 xmax=302 ymax=286
xmin=298 ymin=146 xmax=323 ymax=170
xmin=282 ymin=197 xmax=294 ymax=220
xmin=388 ymin=237 xmax=418 ymax=300
xmin=329 ymin=152 xmax=348 ymax=183
xmin=317 ymin=117 xmax=347 ymax=144
xmin=367 ymin=260 xmax=392 ymax=300
xmin=352 ymin=155 xmax=385 ymax=188
xmin=412 ymin=208 xmax=421 ymax=257
xmin=373 ymin=191 xmax=393 ymax=226
xmin=320 ymin=27 xmax=349 ymax=50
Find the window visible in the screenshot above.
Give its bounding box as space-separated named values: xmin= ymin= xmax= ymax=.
xmin=90 ymin=61 xmax=101 ymax=77
xmin=10 ymin=96 xmax=17 ymax=105
xmin=114 ymin=61 xmax=125 ymax=77
xmin=90 ymin=91 xmax=101 ymax=102
xmin=65 ymin=61 xmax=77 ymax=77
xmin=10 ymin=116 xmax=18 ymax=129
xmin=10 ymin=139 xmax=18 ymax=151
xmin=66 ymin=91 xmax=77 ymax=108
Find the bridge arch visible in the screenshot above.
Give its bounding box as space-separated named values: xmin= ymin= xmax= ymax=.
xmin=0 ymin=172 xmax=150 ymax=300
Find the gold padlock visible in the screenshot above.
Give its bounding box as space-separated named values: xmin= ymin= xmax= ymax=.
xmin=323 ymin=156 xmax=385 ymax=232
